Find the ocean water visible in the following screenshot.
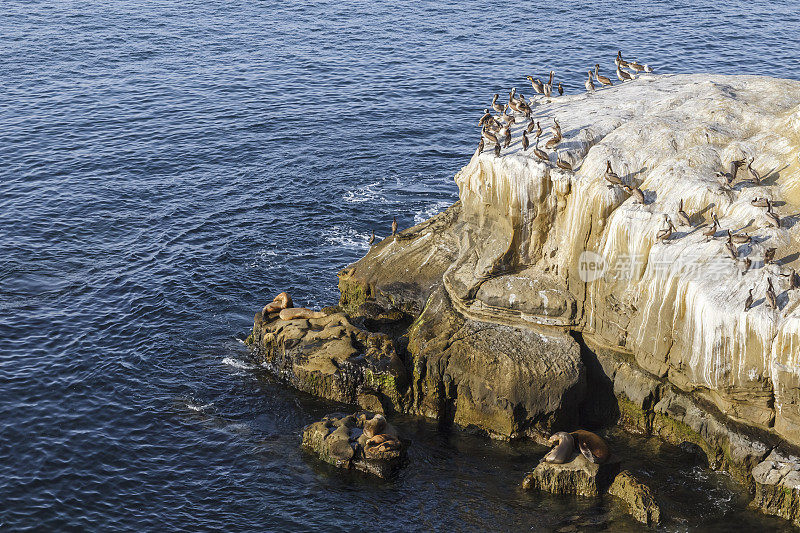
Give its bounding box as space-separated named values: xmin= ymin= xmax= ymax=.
xmin=2 ymin=0 xmax=799 ymax=530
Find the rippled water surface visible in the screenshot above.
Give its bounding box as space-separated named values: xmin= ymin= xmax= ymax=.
xmin=2 ymin=0 xmax=799 ymax=530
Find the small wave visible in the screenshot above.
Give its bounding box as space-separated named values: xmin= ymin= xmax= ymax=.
xmin=321 ymin=225 xmax=373 ymax=251
xmin=413 ymin=200 xmax=452 ymax=225
xmin=186 ymin=402 xmax=214 ymax=412
xmin=248 ymin=248 xmax=278 ymax=269
xmin=343 ymin=181 xmax=387 ymax=204
xmin=222 ymin=357 xmax=258 ymax=370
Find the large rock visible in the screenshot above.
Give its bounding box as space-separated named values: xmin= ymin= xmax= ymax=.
xmin=751 ymin=450 xmax=800 ymax=525
xmin=608 ymin=470 xmax=661 ymax=526
xmin=521 ymin=454 xmax=621 ymax=497
xmin=301 ymin=412 xmax=407 ymax=479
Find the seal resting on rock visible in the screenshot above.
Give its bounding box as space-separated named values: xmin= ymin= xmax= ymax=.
xmin=571 ymin=430 xmax=610 ymax=464
xmin=262 ymin=292 xmax=293 ymax=315
xmin=278 ymin=307 xmax=327 ymax=320
xmin=544 ymin=431 xmax=575 ymax=464
xmin=362 ymin=413 xmax=387 ymax=438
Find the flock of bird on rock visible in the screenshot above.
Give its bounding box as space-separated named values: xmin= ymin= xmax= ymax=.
xmin=472 ymin=50 xmax=797 ymax=313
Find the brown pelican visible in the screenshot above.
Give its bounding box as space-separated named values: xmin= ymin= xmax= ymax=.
xmin=605 ymin=161 xmax=624 ymax=186
xmin=534 ymin=120 xmax=543 ymax=139
xmin=766 ymin=201 xmax=781 ymax=228
xmin=728 ymin=229 xmax=751 ymax=245
xmin=766 ymin=278 xmax=777 ymax=309
xmin=522 ymin=131 xmax=530 ymax=151
xmin=595 ymin=64 xmax=613 ymax=87
xmin=727 ymin=159 xmax=746 ymax=184
xmin=543 ymin=71 xmax=554 ymax=97
xmin=616 ymin=66 xmax=633 ymax=82
xmin=623 ymin=184 xmax=645 ymax=204
xmin=744 ymin=289 xmax=753 ymax=311
xmin=368 ymin=230 xmax=375 ymax=246
xmin=702 ymin=214 xmax=719 ymax=241
xmin=556 ymin=152 xmax=572 ymax=171
xmin=616 ymin=50 xmax=629 ymax=68
xmin=491 ymin=94 xmax=505 ymax=115
xmin=478 ymin=109 xmax=492 ymax=126
xmin=628 ymin=61 xmax=645 ymax=73
xmin=477 ymin=137 xmax=484 ymax=154
xmin=747 ymin=158 xmax=760 ymax=184
xmin=545 ymin=130 xmax=561 ymax=150
xmin=585 ymin=71 xmax=595 ymax=93
xmin=724 ymin=236 xmax=738 ymax=260
xmin=742 ymin=257 xmax=752 ymax=275
xmin=494 ymin=143 xmax=501 ymax=157
xmin=676 ymin=199 xmax=692 ymax=226
xmin=790 ymin=269 xmax=800 ymax=290
xmin=391 ymin=217 xmax=398 ymax=236
xmin=533 ymin=137 xmax=548 ymax=162
xmin=481 ymin=127 xmax=498 ymax=145
xmin=751 ymin=197 xmax=769 ymax=208
xmin=526 ymin=118 xmax=537 ymax=133
xmin=764 ymin=247 xmax=776 ymax=264
xmin=656 ymin=215 xmax=676 ymax=243
xmin=526 ymin=76 xmax=544 ymax=94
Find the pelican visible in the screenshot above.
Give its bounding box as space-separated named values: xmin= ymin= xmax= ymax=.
xmin=747 ymin=158 xmax=760 ymax=184
xmin=526 ymin=118 xmax=537 ymax=133
xmin=616 ymin=66 xmax=633 ymax=82
xmin=391 ymin=217 xmax=398 ymax=236
xmin=741 ymin=257 xmax=752 ymax=275
xmin=595 ymin=64 xmax=613 ymax=87
xmin=481 ymin=127 xmax=498 ymax=145
xmin=656 ymin=215 xmax=676 ymax=243
xmin=502 ymin=126 xmax=512 ymax=148
xmin=522 ymin=131 xmax=530 ymax=151
xmin=643 ymin=64 xmax=654 ymax=73
xmin=368 ymin=230 xmax=375 ymax=246
xmin=605 ymin=161 xmax=624 ymax=186
xmin=724 ymin=237 xmax=738 ymax=260
xmin=585 ymin=71 xmax=595 ymax=93
xmin=491 ymin=94 xmax=504 ymax=115
xmin=764 ymin=247 xmax=776 ymax=264
xmin=744 ymin=289 xmax=753 ymax=311
xmin=728 ymin=159 xmax=745 ymax=184
xmin=703 ymin=214 xmax=719 ymax=241
xmin=526 ymin=76 xmax=544 ymax=94
xmin=494 ymin=143 xmax=501 ymax=157
xmin=751 ymin=197 xmax=769 ymax=208
xmin=676 ymin=199 xmax=691 ymax=226
xmin=766 ymin=278 xmax=777 ymax=309
xmin=623 ymin=184 xmax=645 ymax=204
xmin=534 ymin=120 xmax=543 ymax=139
xmin=616 ymin=50 xmax=629 ymax=68
xmin=533 ymin=137 xmax=548 ymax=162
xmin=545 ymin=130 xmax=561 ymax=150
xmin=477 ymin=137 xmax=484 ymax=154
xmin=478 ymin=109 xmax=492 ymax=126
xmin=543 ymin=71 xmax=555 ymax=97
xmin=728 ymin=229 xmax=751 ymax=245
xmin=766 ymin=201 xmax=781 ymax=228
xmin=556 ymin=152 xmax=572 ymax=171
xmin=628 ymin=61 xmax=645 ymax=73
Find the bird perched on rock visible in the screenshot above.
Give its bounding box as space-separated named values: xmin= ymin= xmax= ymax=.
xmin=703 ymin=214 xmax=719 ymax=241
xmin=391 ymin=217 xmax=398 ymax=236
xmin=585 ymin=71 xmax=595 ymax=93
xmin=533 ymin=137 xmax=548 ymax=162
xmin=656 ymin=215 xmax=676 ymax=243
xmin=368 ymin=230 xmax=375 ymax=246
xmin=522 ymin=131 xmax=530 ymax=151
xmin=766 ymin=278 xmax=777 ymax=309
xmin=623 ymin=184 xmax=645 ymax=204
xmin=595 ymin=64 xmax=613 ymax=87
xmin=526 ymin=76 xmax=544 ymax=94
xmin=747 ymin=158 xmax=761 ymax=184
xmin=744 ymin=288 xmax=753 ymax=311
xmin=676 ymin=199 xmax=692 ymax=227
xmin=557 ymin=82 xmax=564 ymax=96
xmin=494 ymin=142 xmax=501 ymax=157
xmin=605 ymin=161 xmax=624 ymax=186
xmin=764 ymin=247 xmax=776 ymax=264
xmin=477 ymin=137 xmax=484 ymax=154
xmin=616 ymin=65 xmax=633 ymax=82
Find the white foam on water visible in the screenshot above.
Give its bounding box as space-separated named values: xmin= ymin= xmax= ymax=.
xmin=322 ymin=225 xmax=373 ymax=251
xmin=343 ymin=181 xmax=388 ymax=204
xmin=222 ymin=357 xmax=257 ymax=370
xmin=414 ymin=200 xmax=452 ymax=224
xmin=186 ymin=402 xmax=214 ymax=412
xmin=248 ymin=248 xmax=278 ymax=269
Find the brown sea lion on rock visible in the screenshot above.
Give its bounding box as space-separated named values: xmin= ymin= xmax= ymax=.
xmin=262 ymin=292 xmax=293 ymax=314
xmin=571 ymin=430 xmax=610 ymax=464
xmin=278 ymin=307 xmax=327 ymax=320
xmin=363 ymin=413 xmax=387 ymax=438
xmin=544 ymin=432 xmax=575 ymax=464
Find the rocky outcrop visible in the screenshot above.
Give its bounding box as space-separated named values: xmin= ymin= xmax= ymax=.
xmin=608 ymin=470 xmax=661 ymax=526
xmin=249 ymin=74 xmax=800 ymax=524
xmin=751 ymin=450 xmax=800 ymax=525
xmin=301 ymin=412 xmax=407 ymax=478
xmin=521 ymin=454 xmax=620 ymax=496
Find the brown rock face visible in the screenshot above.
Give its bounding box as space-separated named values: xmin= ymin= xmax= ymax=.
xmin=609 ymin=470 xmax=661 ymax=525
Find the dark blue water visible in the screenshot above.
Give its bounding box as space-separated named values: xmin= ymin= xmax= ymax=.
xmin=2 ymin=1 xmax=799 ymax=530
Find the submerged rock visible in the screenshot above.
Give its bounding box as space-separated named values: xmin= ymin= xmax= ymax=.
xmin=521 ymin=453 xmax=620 ymax=497
xmin=608 ymin=470 xmax=661 ymax=525
xmin=301 ymin=412 xmax=407 ymax=478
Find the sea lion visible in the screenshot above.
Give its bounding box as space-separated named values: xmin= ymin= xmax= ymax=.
xmin=543 ymin=432 xmax=575 ymax=464
xmin=363 ymin=413 xmax=387 ymax=438
xmin=262 ymin=292 xmax=293 ymax=314
xmin=571 ymin=430 xmax=610 ymax=464
xmin=278 ymin=307 xmax=327 ymax=320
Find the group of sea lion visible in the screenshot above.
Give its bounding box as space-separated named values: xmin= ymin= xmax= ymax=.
xmin=262 ymin=292 xmax=327 ymax=320
xmin=359 ymin=413 xmax=402 ymax=457
xmin=544 ymin=429 xmax=610 ymax=464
